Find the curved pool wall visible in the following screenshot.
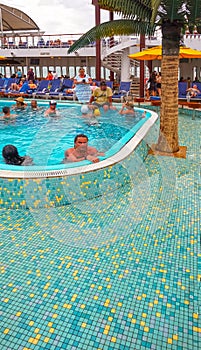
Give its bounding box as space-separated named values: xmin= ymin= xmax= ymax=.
xmin=0 ymin=107 xmax=158 ymax=209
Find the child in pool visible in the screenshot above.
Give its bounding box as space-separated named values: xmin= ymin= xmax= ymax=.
xmin=119 ymin=101 xmax=135 ymax=115
xmin=81 ymin=105 xmax=101 ymax=118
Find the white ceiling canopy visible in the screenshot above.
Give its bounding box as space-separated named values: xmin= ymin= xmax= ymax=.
xmin=0 ymin=3 xmax=39 ymax=32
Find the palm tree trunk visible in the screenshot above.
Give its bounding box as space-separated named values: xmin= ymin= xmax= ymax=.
xmin=156 ymin=55 xmax=179 ymax=152
xmin=156 ymin=21 xmax=181 ymax=153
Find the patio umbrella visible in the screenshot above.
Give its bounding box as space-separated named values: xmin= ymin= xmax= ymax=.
xmin=0 ymin=56 xmax=6 ymax=60
xmin=128 ymin=46 xmax=201 ymax=60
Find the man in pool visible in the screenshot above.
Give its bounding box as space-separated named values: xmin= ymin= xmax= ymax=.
xmin=0 ymin=106 xmax=17 ymax=120
xmin=30 ymin=100 xmax=40 ymax=110
xmin=64 ymin=134 xmax=105 ymax=163
xmin=44 ymin=100 xmax=60 ymax=117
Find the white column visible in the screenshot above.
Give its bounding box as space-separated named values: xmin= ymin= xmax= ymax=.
xmin=121 ymin=47 xmax=130 ymax=82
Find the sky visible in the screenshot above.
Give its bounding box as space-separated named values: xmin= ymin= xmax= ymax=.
xmin=1 ymin=0 xmax=112 ymax=35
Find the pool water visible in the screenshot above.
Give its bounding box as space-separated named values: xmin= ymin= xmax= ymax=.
xmin=0 ymin=101 xmax=145 ymax=166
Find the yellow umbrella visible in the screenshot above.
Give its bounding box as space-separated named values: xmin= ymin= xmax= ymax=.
xmin=128 ymin=46 xmax=201 ymax=60
xmin=0 ymin=56 xmax=6 ymax=60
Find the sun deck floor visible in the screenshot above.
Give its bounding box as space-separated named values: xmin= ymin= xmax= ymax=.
xmin=0 ymin=111 xmax=200 ymax=349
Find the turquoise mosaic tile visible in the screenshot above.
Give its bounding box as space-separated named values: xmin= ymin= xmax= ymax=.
xmin=0 ymin=144 xmax=147 ymax=210
xmin=0 ymin=110 xmax=200 ymax=349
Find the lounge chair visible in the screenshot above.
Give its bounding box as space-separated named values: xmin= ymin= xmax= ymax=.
xmin=34 ymin=80 xmax=50 ymax=98
xmin=178 ymin=82 xmax=188 ymax=99
xmin=53 ymin=79 xmax=74 ymax=99
xmin=106 ymin=81 xmax=113 ymax=89
xmin=4 ymin=82 xmax=30 ymax=98
xmin=49 ymin=79 xmax=64 ymax=98
xmin=112 ymin=81 xmax=131 ymax=101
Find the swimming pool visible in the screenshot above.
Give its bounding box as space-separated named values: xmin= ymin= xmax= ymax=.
xmin=0 ymin=109 xmax=200 ymax=350
xmin=0 ymin=99 xmax=158 ymax=209
xmin=0 ymin=100 xmax=154 ymax=172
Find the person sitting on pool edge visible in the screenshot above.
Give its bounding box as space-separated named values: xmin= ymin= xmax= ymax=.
xmin=12 ymin=97 xmax=27 ymax=110
xmin=63 ymin=134 xmax=105 ymax=163
xmin=44 ymin=100 xmax=60 ymax=117
xmin=89 ymin=81 xmax=116 ymax=112
xmin=2 ymin=145 xmax=33 ymax=166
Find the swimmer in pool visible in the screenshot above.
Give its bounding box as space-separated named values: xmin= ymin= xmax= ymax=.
xmin=2 ymin=144 xmax=33 ymax=166
xmin=0 ymin=106 xmax=17 ymax=120
xmin=30 ymin=100 xmax=41 ymax=111
xmin=119 ymin=101 xmax=135 ymax=115
xmin=81 ymin=105 xmax=100 ymax=125
xmin=12 ymin=97 xmax=27 ymax=110
xmin=63 ymin=134 xmax=104 ymax=163
xmin=81 ymin=104 xmax=93 ymax=118
xmin=44 ymin=100 xmax=60 ymax=117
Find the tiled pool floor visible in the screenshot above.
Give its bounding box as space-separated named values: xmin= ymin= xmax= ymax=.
xmin=0 ymin=113 xmax=200 ymax=349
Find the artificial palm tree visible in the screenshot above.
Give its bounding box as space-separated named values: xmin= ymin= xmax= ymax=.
xmin=68 ymin=0 xmax=201 ymax=153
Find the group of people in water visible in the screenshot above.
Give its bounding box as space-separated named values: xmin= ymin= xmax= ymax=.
xmin=1 ymin=71 xmax=138 ymax=167
xmin=1 ymin=77 xmax=136 ymax=121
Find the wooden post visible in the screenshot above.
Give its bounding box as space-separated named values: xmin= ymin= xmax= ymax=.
xmin=140 ymin=35 xmax=145 ymax=97
xmin=92 ymin=0 xmax=101 ymax=81
xmin=109 ymin=11 xmax=114 ymax=82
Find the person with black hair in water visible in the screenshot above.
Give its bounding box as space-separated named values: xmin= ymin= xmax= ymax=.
xmin=2 ymin=145 xmax=33 ymax=166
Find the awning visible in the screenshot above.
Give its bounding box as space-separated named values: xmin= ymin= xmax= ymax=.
xmin=0 ymin=58 xmax=20 ymax=65
xmin=0 ymin=4 xmax=39 ymax=32
xmin=128 ymin=45 xmax=201 ymax=60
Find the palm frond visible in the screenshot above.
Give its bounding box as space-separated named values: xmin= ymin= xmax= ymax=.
xmin=186 ymin=0 xmax=201 ymax=23
xmin=150 ymin=0 xmax=201 ymax=24
xmin=68 ymin=19 xmax=156 ymax=53
xmin=151 ymin=0 xmax=161 ymax=23
xmin=98 ymin=0 xmax=152 ymax=20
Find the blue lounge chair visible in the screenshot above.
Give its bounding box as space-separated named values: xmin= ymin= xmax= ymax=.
xmin=0 ymin=78 xmax=5 ymax=91
xmin=112 ymin=81 xmax=131 ymax=101
xmin=150 ymin=96 xmax=161 ymax=100
xmin=4 ymin=78 xmax=17 ymax=92
xmin=106 ymin=81 xmax=113 ymax=89
xmin=178 ymin=82 xmax=188 ymax=98
xmin=49 ymin=79 xmax=64 ymax=98
xmin=35 ymin=80 xmax=50 ymax=98
xmin=56 ymin=79 xmax=74 ymax=99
